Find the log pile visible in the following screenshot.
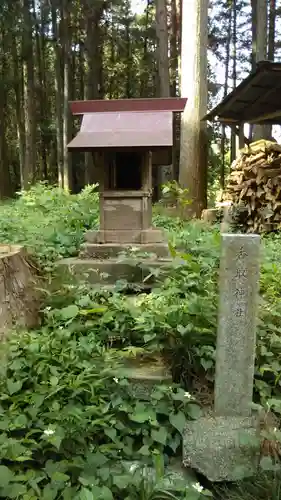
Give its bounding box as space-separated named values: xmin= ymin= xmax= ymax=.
xmin=223 ymin=140 xmax=281 ymax=233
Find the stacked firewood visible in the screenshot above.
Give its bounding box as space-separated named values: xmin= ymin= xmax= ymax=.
xmin=223 ymin=140 xmax=281 ymax=233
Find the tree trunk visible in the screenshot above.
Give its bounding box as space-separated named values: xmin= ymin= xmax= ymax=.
xmin=256 ymin=0 xmax=267 ymax=61
xmin=0 ymin=26 xmax=12 ymax=198
xmin=179 ymin=0 xmax=208 ymax=217
xmin=156 ymin=0 xmax=171 ymax=188
xmin=268 ymin=0 xmax=276 ymax=60
xmin=51 ymin=2 xmax=63 ymax=186
xmin=62 ymin=0 xmax=72 ymax=190
xmin=170 ymin=0 xmax=181 ymax=180
xmin=156 ymin=0 xmax=170 ymax=97
xmin=252 ymin=0 xmax=270 ymax=140
xmin=251 ymin=0 xmax=258 ymax=71
xmin=79 ymin=40 xmax=85 ymax=101
xmin=221 ymin=3 xmax=232 ymax=189
xmin=170 ymin=0 xmax=179 ymax=97
xmin=11 ymin=36 xmax=25 ymax=189
xmin=230 ymin=0 xmax=237 ymax=161
xmin=140 ymin=0 xmax=150 ymax=97
xmin=22 ymin=0 xmax=37 ymax=188
xmin=84 ymin=2 xmax=103 ymax=185
xmin=32 ymin=0 xmax=48 ymax=181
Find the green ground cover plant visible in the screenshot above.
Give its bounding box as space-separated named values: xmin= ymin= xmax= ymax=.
xmin=0 ymin=310 xmax=208 ymax=499
xmin=0 ymin=184 xmax=281 ymax=498
xmin=0 ymin=183 xmax=99 ymax=267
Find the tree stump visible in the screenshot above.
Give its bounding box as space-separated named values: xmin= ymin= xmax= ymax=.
xmin=0 ymin=245 xmax=41 ymax=338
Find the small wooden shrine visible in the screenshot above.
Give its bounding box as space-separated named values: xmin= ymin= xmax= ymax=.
xmin=68 ymin=98 xmax=187 ymax=246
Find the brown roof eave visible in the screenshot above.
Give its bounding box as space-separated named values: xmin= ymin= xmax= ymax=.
xmin=68 ymin=144 xmax=172 ymax=152
xmin=69 ymin=97 xmax=187 ymax=115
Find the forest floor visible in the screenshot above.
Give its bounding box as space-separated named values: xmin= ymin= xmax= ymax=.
xmin=0 ymin=184 xmax=280 ymax=499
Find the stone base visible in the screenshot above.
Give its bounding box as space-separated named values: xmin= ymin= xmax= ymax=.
xmin=57 ymin=257 xmax=172 ymax=285
xmin=122 ymin=460 xmax=197 ymax=492
xmin=201 ymin=208 xmax=222 ymax=224
xmin=183 ymin=415 xmax=259 ymax=482
xmin=80 ymin=242 xmax=170 ymax=259
xmin=117 ymin=361 xmax=172 ymax=401
xmin=85 ymin=228 xmax=165 ymax=244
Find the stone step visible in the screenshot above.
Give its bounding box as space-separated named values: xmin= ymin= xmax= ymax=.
xmin=121 ymin=459 xmax=197 ymax=491
xmin=80 ymin=242 xmax=170 ymax=259
xmin=90 ymin=282 xmax=154 ymax=293
xmin=116 ymin=359 xmax=172 ymax=400
xmin=57 ymin=257 xmax=173 ymax=285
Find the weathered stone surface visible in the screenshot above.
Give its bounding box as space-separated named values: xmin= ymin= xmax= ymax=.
xmin=122 ymin=459 xmax=197 ymax=491
xmin=80 ymin=242 xmax=170 ymax=259
xmin=98 ymin=190 xmax=158 ymax=243
xmin=183 ymin=415 xmax=259 ymax=482
xmin=57 ymin=258 xmax=143 ymax=284
xmin=182 ymin=234 xmax=261 ymax=482
xmin=103 ymin=195 xmax=143 ymax=231
xmin=86 ymin=228 xmax=165 ymax=244
xmin=117 ymin=362 xmax=172 ymax=401
xmin=57 ymin=257 xmax=173 ymax=285
xmin=201 ymin=208 xmax=221 ymax=224
xmin=140 ymin=228 xmax=165 ymax=244
xmin=215 ymin=234 xmax=260 ymax=417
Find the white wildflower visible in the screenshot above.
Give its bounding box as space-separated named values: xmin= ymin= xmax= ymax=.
xmin=44 ymin=428 xmax=55 ymax=436
xmin=113 ymin=377 xmax=119 ymax=383
xmin=184 ymin=392 xmax=192 ymax=400
xmin=192 ymin=482 xmax=203 ymax=493
xmin=129 ymin=463 xmax=138 ymax=473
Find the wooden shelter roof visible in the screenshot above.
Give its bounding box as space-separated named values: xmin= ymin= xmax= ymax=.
xmin=204 ymin=61 xmax=281 ymax=125
xmin=67 ymin=98 xmax=187 ymax=151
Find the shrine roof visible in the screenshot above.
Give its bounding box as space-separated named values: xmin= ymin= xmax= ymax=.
xmin=69 ymin=97 xmax=187 ymax=115
xmin=67 ymin=98 xmax=187 ymax=151
xmin=204 ymin=61 xmax=281 ymax=125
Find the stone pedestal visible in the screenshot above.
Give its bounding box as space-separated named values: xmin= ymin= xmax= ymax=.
xmin=88 ymin=188 xmax=165 ymax=245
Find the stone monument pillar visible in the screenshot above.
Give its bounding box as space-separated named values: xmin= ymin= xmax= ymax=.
xmin=183 ymin=234 xmax=261 ymax=482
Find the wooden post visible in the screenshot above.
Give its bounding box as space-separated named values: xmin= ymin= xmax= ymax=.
xmin=230 ymin=126 xmax=236 ymax=162
xmin=238 ymin=123 xmax=245 ymax=150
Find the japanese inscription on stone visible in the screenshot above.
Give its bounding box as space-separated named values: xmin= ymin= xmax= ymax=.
xmin=214 ymin=234 xmax=260 ymax=418
xmin=233 ymin=246 xmax=247 ymax=317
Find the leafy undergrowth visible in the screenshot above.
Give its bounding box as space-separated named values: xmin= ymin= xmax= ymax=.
xmin=1 ymin=185 xmax=281 ymax=498
xmin=0 ymin=318 xmax=209 ymax=499
xmin=49 ymin=240 xmax=281 ymax=406
xmin=216 ymin=469 xmax=281 ymax=500
xmin=0 ymin=183 xmax=99 ymax=268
